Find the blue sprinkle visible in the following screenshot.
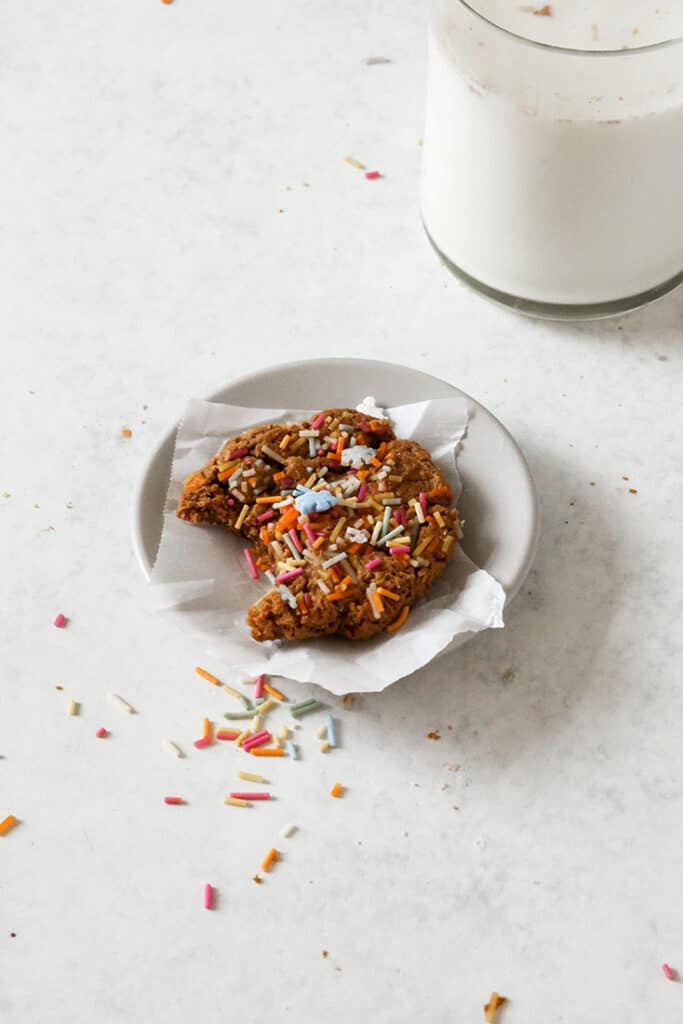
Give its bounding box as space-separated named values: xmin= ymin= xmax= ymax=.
xmin=285 ymin=740 xmax=298 ymax=760
xmin=326 ymin=713 xmax=337 ymax=748
xmin=293 ymin=485 xmax=339 ymax=515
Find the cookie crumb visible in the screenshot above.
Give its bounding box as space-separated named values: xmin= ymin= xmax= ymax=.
xmin=426 ymin=730 xmax=441 ymax=741
xmin=629 ymin=488 xmax=637 ymax=494
xmin=252 ymin=875 xmax=262 ymax=884
xmin=322 ymin=949 xmax=329 ymax=958
xmin=484 ymin=992 xmax=508 ymax=1022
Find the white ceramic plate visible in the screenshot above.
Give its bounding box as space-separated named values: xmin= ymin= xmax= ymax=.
xmin=132 ymin=358 xmax=538 ymax=603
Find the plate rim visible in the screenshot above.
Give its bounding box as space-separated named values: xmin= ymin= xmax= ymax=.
xmin=131 ymin=356 xmax=539 ymax=599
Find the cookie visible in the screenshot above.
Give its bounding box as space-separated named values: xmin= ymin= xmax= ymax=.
xmin=177 ymin=409 xmax=463 ymax=641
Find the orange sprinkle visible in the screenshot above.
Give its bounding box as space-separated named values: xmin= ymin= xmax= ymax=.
xmin=326 ymin=590 xmax=354 ymax=602
xmin=201 ymin=717 xmax=211 ymax=740
xmin=376 ymin=441 xmax=387 ymax=459
xmin=370 ymin=457 xmax=382 ymax=468
xmin=297 ymin=593 xmax=307 ymax=616
xmin=330 ymin=783 xmax=344 ymax=798
xmin=386 ymin=606 xmax=409 ymax=632
xmin=338 ymin=575 xmax=352 ymax=588
xmin=183 ymin=473 xmax=206 ymax=491
xmin=279 ymin=434 xmax=292 ymax=451
xmin=250 ymin=747 xmax=285 ymax=757
xmin=357 ymin=470 xmax=370 ymax=480
xmin=260 ymin=527 xmax=270 ymax=545
xmin=313 ymin=536 xmax=326 ymax=550
xmin=261 ymin=847 xmax=279 ymax=872
xmin=255 ymin=496 xmax=281 ymax=504
xmin=0 ymin=815 xmax=17 ymax=836
xmin=377 ymin=587 xmax=400 ymax=601
xmin=278 ymin=507 xmax=299 ymax=532
xmin=121 ymin=428 xmax=132 ymax=438
xmin=427 ymin=485 xmax=451 ymax=499
xmin=273 ymin=471 xmax=286 ymax=481
xmin=349 ymin=542 xmax=363 ymax=554
xmin=195 ymin=666 xmax=220 ymax=686
xmin=263 ymin=683 xmax=287 ymax=702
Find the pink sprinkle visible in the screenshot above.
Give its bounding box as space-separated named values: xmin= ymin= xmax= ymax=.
xmin=254 ymin=674 xmax=265 ymax=698
xmin=229 ymin=792 xmax=271 ymax=801
xmin=204 ymin=883 xmax=213 ymax=910
xmin=279 ymin=476 xmax=293 ymax=488
xmin=365 ymin=170 xmax=382 ymax=180
xmin=288 ymin=529 xmax=304 ymax=554
xmin=357 ymin=421 xmax=370 ymax=432
xmin=275 ymin=568 xmax=304 ymax=584
xmin=227 ymin=498 xmax=235 ymax=506
xmin=395 ymin=507 xmax=407 ymax=527
xmin=662 ymin=964 xmax=676 ymax=981
xmin=419 ymin=491 xmax=427 ymax=515
xmin=365 ymin=557 xmax=382 ymax=571
xmin=95 ymin=727 xmax=108 ymax=739
xmin=311 ymin=412 xmax=325 ymax=429
xmin=244 ymin=548 xmax=259 ymax=580
xmin=164 ymin=796 xmax=184 ymax=805
xmin=304 ymin=591 xmax=312 ymax=608
xmin=257 ymin=510 xmax=275 ymax=523
xmin=389 ymin=546 xmax=411 ymax=555
xmin=231 ymin=447 xmax=248 ymax=458
xmin=193 ymin=737 xmax=212 ymax=749
xmin=242 ymin=730 xmax=271 ymax=752
xmin=303 ymin=522 xmax=317 ymax=545
xmin=358 ymin=483 xmax=368 ymax=502
xmin=215 ymin=729 xmax=240 ymax=741
xmin=53 ymin=613 xmax=67 ymax=628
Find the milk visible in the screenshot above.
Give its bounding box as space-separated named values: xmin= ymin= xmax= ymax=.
xmin=421 ymin=0 xmax=683 ymax=310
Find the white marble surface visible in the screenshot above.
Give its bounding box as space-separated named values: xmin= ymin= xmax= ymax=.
xmin=2 ymin=1 xmax=683 ymax=1021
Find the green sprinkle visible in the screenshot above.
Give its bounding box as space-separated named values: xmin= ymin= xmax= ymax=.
xmin=238 ymin=695 xmax=254 ymax=711
xmin=291 ymin=699 xmax=325 ymax=718
xmin=224 ymin=711 xmax=254 ymax=720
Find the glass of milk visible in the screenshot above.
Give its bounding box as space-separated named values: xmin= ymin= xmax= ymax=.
xmin=421 ymin=0 xmax=683 ymax=319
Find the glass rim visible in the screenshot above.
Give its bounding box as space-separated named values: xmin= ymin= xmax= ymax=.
xmin=452 ymin=0 xmax=683 ymax=56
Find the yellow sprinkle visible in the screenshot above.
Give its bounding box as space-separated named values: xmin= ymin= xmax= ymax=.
xmin=320 ymin=740 xmax=330 ymax=753
xmin=433 ymin=509 xmax=446 ymax=529
xmin=316 ymin=724 xmax=328 ymax=739
xmin=278 ymin=725 xmax=289 ymax=740
xmin=238 ymin=771 xmax=266 ymax=783
xmin=235 ymin=503 xmax=249 ymax=530
xmin=222 ymin=682 xmax=244 ymax=700
xmin=330 ymin=517 xmax=347 ymax=543
xmin=257 ymin=699 xmax=275 ymax=716
xmin=235 ymin=729 xmax=252 ymax=747
xmin=344 ymin=156 xmax=365 ymax=170
xmin=272 ymin=734 xmax=282 ymax=749
xmin=252 ymin=714 xmax=263 ymax=732
xmin=224 ymin=797 xmax=249 ymax=808
xmin=67 ymin=699 xmax=79 ymax=716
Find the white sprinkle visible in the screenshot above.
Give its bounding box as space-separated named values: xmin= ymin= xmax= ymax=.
xmin=316 ymin=578 xmax=331 ymax=594
xmin=242 ymin=468 xmax=256 ymax=478
xmin=228 ymin=467 xmax=243 ymax=486
xmin=322 ymin=552 xmax=347 ymax=569
xmin=67 ymin=699 xmax=79 ymax=716
xmin=163 ymin=739 xmax=184 ymax=758
xmin=252 ymin=714 xmax=262 ymax=731
xmin=108 ymin=692 xmax=135 ymax=714
xmin=280 ymin=822 xmax=297 ymax=838
xmin=261 ymin=444 xmax=287 ymax=464
xmin=230 ymin=488 xmax=245 ymax=503
xmin=265 ymin=570 xmax=276 ymax=584
xmin=370 ymin=520 xmax=382 ymax=545
xmin=299 ymin=429 xmax=320 ymax=438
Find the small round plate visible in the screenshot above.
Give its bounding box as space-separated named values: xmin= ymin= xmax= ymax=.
xmin=132 ymin=358 xmax=539 ymax=600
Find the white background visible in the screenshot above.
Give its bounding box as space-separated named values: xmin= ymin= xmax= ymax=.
xmin=2 ymin=2 xmax=683 ymax=1022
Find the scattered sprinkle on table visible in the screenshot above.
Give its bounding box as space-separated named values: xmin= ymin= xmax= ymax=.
xmin=365 ymin=170 xmax=382 ymax=180
xmin=225 ymin=796 xmax=250 ymax=807
xmin=344 ymin=156 xmax=365 ymax=170
xmin=320 ymin=740 xmax=330 ymax=753
xmin=203 ymin=883 xmax=214 ymax=910
xmin=193 ymin=737 xmax=211 ymax=749
xmin=67 ymin=699 xmax=79 ymax=717
xmin=291 ymin=699 xmax=324 ymax=718
xmin=280 ymin=822 xmax=296 ymax=838
xmin=0 ymin=815 xmax=17 ymax=836
xmin=163 ymin=739 xmax=184 ymax=757
xmin=164 ymin=796 xmax=184 ymax=805
xmin=120 ymin=428 xmax=132 ymax=438
xmin=484 ymin=992 xmax=508 ymax=1022
xmin=238 ymin=771 xmax=266 ymax=783
xmin=108 ymin=692 xmax=135 ymax=714
xmin=230 ymin=791 xmax=271 ymax=801
xmin=330 ymin=782 xmax=344 ymax=798
xmin=95 ymin=727 xmax=108 ymax=739
xmin=662 ymin=963 xmax=676 ymax=981
xmin=264 ymin=682 xmax=287 ymax=701
xmin=195 ymin=665 xmax=220 ymax=686
xmin=326 ymin=714 xmax=337 ymax=747
xmin=53 ymin=613 xmax=67 ymax=628
xmin=250 ymin=747 xmax=284 ymax=757
xmin=216 ymin=729 xmax=240 ymax=741
xmin=261 ymin=847 xmax=279 ymax=872
xmin=365 ymin=56 xmax=392 ymax=64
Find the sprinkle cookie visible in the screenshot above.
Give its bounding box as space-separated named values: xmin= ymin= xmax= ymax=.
xmin=177 ymin=409 xmax=463 ymax=641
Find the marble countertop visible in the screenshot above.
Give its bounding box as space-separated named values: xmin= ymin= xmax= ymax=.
xmin=3 ymin=1 xmax=683 ymax=1021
